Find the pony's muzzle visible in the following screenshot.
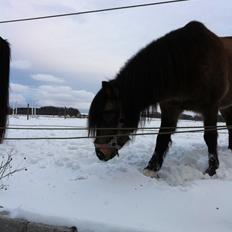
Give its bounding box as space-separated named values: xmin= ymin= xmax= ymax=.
xmin=95 ymin=147 xmax=118 ymax=161
xmin=95 ymin=148 xmax=110 ymax=161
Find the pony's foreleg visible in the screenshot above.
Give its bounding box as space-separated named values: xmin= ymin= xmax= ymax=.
xmin=143 ymin=130 xmax=174 ymax=178
xmin=203 ymin=107 xmax=219 ymax=176
xmin=220 ymin=107 xmax=232 ymax=150
xmin=143 ymin=106 xmax=181 ymax=178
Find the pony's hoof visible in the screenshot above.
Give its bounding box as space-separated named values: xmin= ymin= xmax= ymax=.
xmin=204 ymin=167 xmax=216 ymax=176
xmin=143 ymin=168 xmax=159 ymax=178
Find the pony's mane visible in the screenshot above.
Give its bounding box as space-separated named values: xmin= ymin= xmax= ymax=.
xmin=88 ymin=88 xmax=106 ymax=136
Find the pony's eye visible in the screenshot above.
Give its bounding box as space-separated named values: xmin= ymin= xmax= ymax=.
xmin=103 ymin=110 xmax=118 ymax=122
xmin=119 ymin=118 xmax=125 ymax=123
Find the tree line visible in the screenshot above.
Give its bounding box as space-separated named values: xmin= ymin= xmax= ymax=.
xmin=9 ymin=106 xmax=81 ymax=117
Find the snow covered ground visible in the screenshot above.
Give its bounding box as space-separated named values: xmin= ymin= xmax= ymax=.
xmin=1 ymin=116 xmax=232 ymax=232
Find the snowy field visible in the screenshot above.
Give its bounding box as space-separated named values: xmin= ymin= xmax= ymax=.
xmin=1 ymin=116 xmax=232 ymax=232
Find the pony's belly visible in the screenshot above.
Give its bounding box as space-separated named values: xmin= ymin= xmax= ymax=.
xmin=162 ymin=98 xmax=211 ymax=113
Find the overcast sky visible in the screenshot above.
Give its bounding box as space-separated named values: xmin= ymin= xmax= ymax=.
xmin=0 ymin=0 xmax=232 ymax=112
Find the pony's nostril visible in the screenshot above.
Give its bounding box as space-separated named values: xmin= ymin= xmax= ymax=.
xmin=112 ymin=142 xmax=116 ymax=147
xmin=95 ymin=148 xmax=107 ymax=161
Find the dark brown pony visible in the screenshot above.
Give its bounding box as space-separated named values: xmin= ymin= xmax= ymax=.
xmin=0 ymin=37 xmax=10 ymax=143
xmin=88 ymin=21 xmax=232 ymax=177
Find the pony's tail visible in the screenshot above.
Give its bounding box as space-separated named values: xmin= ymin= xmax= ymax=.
xmin=0 ymin=37 xmax=10 ymax=143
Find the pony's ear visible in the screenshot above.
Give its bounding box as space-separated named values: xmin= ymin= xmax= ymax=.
xmin=102 ymin=81 xmax=110 ymax=88
xmin=102 ymin=81 xmax=118 ymax=98
xmin=102 ymin=81 xmax=113 ymax=95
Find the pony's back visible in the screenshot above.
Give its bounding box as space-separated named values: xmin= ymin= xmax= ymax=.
xmin=221 ymin=36 xmax=232 ymax=65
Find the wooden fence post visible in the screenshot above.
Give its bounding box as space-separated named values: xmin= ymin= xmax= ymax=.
xmin=27 ymin=104 xmax=30 ymax=120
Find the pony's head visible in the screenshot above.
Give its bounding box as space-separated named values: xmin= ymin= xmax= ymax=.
xmin=88 ymin=81 xmax=130 ymax=161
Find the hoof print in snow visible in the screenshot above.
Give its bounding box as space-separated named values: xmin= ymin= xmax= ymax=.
xmin=143 ymin=169 xmax=159 ymax=178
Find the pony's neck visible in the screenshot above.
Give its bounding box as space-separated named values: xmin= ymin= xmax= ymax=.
xmin=113 ymin=40 xmax=170 ymax=114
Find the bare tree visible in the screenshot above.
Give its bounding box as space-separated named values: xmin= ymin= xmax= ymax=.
xmin=0 ymin=152 xmax=26 ymax=190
